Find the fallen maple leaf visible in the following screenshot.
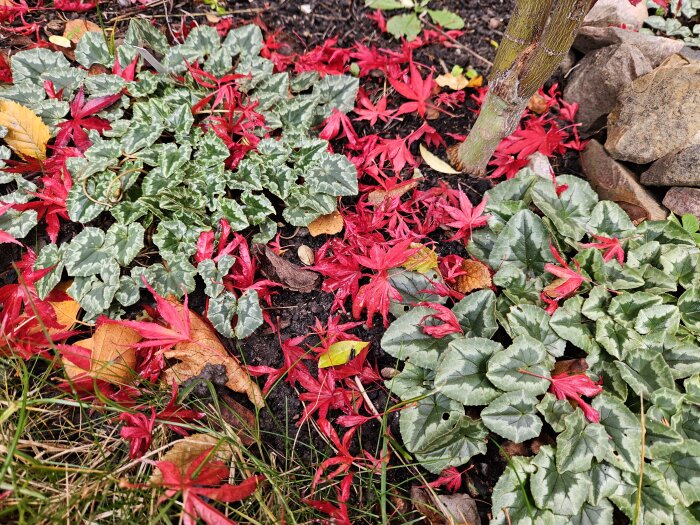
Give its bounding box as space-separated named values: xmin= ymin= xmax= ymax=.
xmin=308 ymin=210 xmax=344 ymax=237
xmin=64 ymin=321 xmax=141 ymax=384
xmin=163 ymin=298 xmax=264 ymax=408
xmin=150 ymin=434 xmax=232 ymax=484
xmin=0 ymin=99 xmax=50 ymax=159
xmin=455 ymin=259 xmax=492 ymax=294
xmin=418 ymin=303 xmax=463 ymax=339
xmin=520 ymin=369 xmax=602 ymax=423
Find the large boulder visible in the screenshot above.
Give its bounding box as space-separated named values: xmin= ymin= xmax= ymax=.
xmin=563 ymin=44 xmax=651 ymax=133
xmin=581 ymin=140 xmax=667 ymax=223
xmin=662 ymin=187 xmax=700 ymax=217
xmin=640 ymin=145 xmax=700 ymax=187
xmin=605 ymin=58 xmax=700 ymax=164
xmin=573 ymin=26 xmax=684 ymax=67
xmin=583 ymin=0 xmax=649 ymax=30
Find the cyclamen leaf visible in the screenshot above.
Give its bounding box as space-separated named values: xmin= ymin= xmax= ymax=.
xmin=207 ymin=291 xmax=237 ymax=338
xmin=481 ymin=390 xmax=542 ymax=443
xmin=64 ymin=227 xmax=118 ymax=277
xmin=655 ymin=442 xmax=700 ymax=506
xmin=586 ymin=201 xmax=635 ymax=237
xmin=592 ymin=393 xmax=641 ymax=473
xmin=489 ymin=209 xmax=555 ymax=274
xmin=235 ymin=289 xmax=263 ymax=339
xmin=381 ymin=306 xmax=454 ymax=369
xmin=679 ymin=287 xmax=700 ymax=331
xmin=386 ymin=363 xmax=435 ymax=401
xmin=434 ymin=337 xmax=502 ymax=406
xmin=104 ymin=222 xmax=144 ymax=266
xmin=450 ymin=289 xmax=498 ymax=338
xmin=555 ymin=410 xmax=611 ymax=473
xmin=531 ymin=175 xmax=598 ymax=242
xmin=486 ymin=335 xmax=551 ymax=395
xmin=571 ymin=501 xmax=614 ymax=525
xmin=614 ymin=347 xmax=675 ymax=399
xmin=530 ymin=445 xmax=591 ymax=516
xmin=536 ymin=392 xmax=574 ymax=433
xmin=634 ymin=303 xmax=681 ymax=336
xmin=507 ymin=304 xmax=566 ymax=357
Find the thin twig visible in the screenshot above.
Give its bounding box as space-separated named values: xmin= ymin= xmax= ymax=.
xmin=422 ymin=20 xmax=494 ymax=68
xmin=354 ymin=376 xmax=380 ymax=417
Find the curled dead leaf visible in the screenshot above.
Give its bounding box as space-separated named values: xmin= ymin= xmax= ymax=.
xmin=542 ymin=277 xmax=567 ymax=298
xmin=65 ymin=323 xmax=140 ymax=384
xmin=455 ymin=260 xmax=492 ymax=294
xmin=150 ymin=433 xmax=233 ymax=484
xmin=63 ymin=19 xmax=101 ymax=44
xmin=255 ymin=245 xmax=319 ymax=292
xmin=367 ymin=179 xmax=419 ymax=205
xmin=48 ymin=280 xmax=80 ymax=335
xmin=49 ymin=35 xmax=72 ymax=48
xmin=403 ymin=243 xmax=439 ymax=274
xmin=308 ymin=210 xmax=344 ymax=237
xmin=0 ymin=99 xmax=51 ymax=160
xmin=163 ymin=299 xmax=264 ymax=408
xmin=527 ymin=92 xmax=549 ymax=115
xmin=435 ymin=72 xmax=483 ymax=91
xmin=411 ymin=485 xmax=480 ymax=525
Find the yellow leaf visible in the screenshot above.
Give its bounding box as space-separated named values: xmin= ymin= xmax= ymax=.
xmin=318 ymin=340 xmax=369 ymax=368
xmin=308 ymin=210 xmax=344 ymax=237
xmin=435 ymin=72 xmax=469 ymax=91
xmin=403 ymin=243 xmax=438 ymax=274
xmin=49 ymin=35 xmax=72 ymax=48
xmin=419 ymin=144 xmax=459 ymax=175
xmin=0 ymin=99 xmax=51 ymax=160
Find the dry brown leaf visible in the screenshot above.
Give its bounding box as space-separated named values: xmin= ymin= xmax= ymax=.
xmin=411 ymin=486 xmax=480 ymax=525
xmin=0 ymin=99 xmax=50 ymax=160
xmin=150 ymin=433 xmax=232 ymax=484
xmin=254 ymin=245 xmax=320 ymax=292
xmin=367 ymin=179 xmax=419 ymax=205
xmin=308 ymin=210 xmax=344 ymax=237
xmin=455 ymin=259 xmax=492 ymax=294
xmin=65 ymin=323 xmax=140 ymax=384
xmin=163 ymin=299 xmax=264 ymax=408
xmin=63 ymin=19 xmax=101 ymax=44
xmin=527 ymin=92 xmax=549 ymax=115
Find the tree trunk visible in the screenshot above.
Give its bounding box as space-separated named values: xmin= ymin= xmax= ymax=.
xmin=450 ymin=0 xmax=593 ymax=177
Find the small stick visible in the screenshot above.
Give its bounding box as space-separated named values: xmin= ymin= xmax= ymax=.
xmin=422 ymin=20 xmax=493 ymax=68
xmin=355 ymin=376 xmax=380 ymax=417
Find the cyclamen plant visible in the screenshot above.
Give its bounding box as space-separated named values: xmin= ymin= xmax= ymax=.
xmin=0 ymin=20 xmax=359 ymax=336
xmin=383 ymin=168 xmax=700 ymax=524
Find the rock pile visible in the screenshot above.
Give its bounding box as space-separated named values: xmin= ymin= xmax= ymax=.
xmin=562 ymin=2 xmax=700 ymax=221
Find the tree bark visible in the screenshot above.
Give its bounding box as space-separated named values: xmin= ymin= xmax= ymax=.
xmin=450 ymin=0 xmax=594 ymax=177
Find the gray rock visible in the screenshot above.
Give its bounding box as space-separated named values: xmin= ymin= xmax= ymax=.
xmin=573 ymin=26 xmax=684 ymax=67
xmin=641 ymin=145 xmax=700 ymax=187
xmin=526 ymin=152 xmax=553 ymax=179
xmin=662 ymin=187 xmax=700 ymax=217
xmin=563 ymin=44 xmax=651 ymax=133
xmin=581 ymin=139 xmax=668 ymax=223
xmin=606 ymin=59 xmax=700 ymax=164
xmin=583 ymin=0 xmax=649 ymax=30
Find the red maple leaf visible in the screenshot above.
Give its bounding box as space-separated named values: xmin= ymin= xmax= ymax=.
xmin=427 ymin=466 xmax=466 ymax=493
xmin=53 ymin=0 xmax=96 ymax=12
xmin=353 ymin=92 xmax=395 ymax=127
xmin=352 ymin=240 xmax=418 ymax=327
xmin=312 ymin=239 xmax=364 ymax=313
xmin=112 ymin=279 xmax=191 ymax=351
xmin=319 ymin=108 xmax=358 ymax=145
xmin=417 ymin=302 xmax=463 ymax=339
xmin=441 ymin=192 xmax=490 ymax=244
xmin=119 ymin=409 xmax=156 ymax=459
xmin=297 ymin=368 xmax=352 ymax=426
xmin=580 ymin=235 xmax=625 ymax=264
xmin=388 ymin=61 xmax=434 ymax=118
xmin=519 ymin=370 xmax=602 ymax=422
xmin=55 ymin=87 xmax=121 ymax=151
xmin=150 ymin=451 xmax=263 ymax=525
xmin=543 ymin=243 xmax=590 ymax=300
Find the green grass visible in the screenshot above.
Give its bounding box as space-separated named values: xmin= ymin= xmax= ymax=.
xmin=0 ymin=355 xmax=433 ymax=524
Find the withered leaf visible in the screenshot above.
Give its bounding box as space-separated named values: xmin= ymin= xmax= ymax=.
xmin=163 ymin=299 xmax=264 ymax=408
xmin=367 ymin=179 xmax=419 ymax=205
xmin=403 ymin=243 xmax=438 ymax=274
xmin=308 ymin=210 xmax=344 ymax=237
xmin=150 ymin=433 xmax=232 ymax=484
xmin=66 ymin=323 xmax=140 ymax=384
xmin=254 ymin=245 xmax=319 ymax=293
xmin=0 ymin=99 xmax=50 ymax=160
xmin=411 ymin=486 xmax=480 ymax=525
xmin=63 ymin=19 xmax=101 ymax=44
xmin=455 ymin=259 xmax=492 ymax=294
